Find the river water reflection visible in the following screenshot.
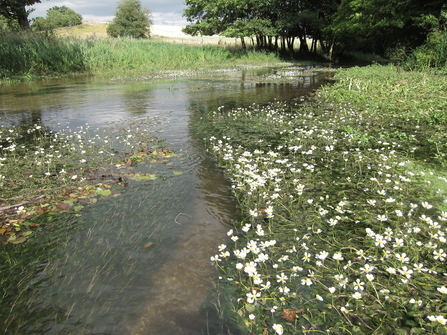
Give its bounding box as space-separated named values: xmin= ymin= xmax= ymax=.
xmin=0 ymin=65 xmax=334 ymax=334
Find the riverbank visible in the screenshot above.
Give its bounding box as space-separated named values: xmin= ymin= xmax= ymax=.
xmin=0 ymin=29 xmax=282 ymax=83
xmin=194 ymin=64 xmax=447 ymax=334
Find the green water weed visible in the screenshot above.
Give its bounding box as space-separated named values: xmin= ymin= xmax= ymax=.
xmin=195 ymin=88 xmax=447 ymax=334
xmin=0 ymin=120 xmax=175 ymax=244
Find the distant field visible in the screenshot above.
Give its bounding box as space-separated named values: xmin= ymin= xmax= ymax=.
xmin=55 ymin=21 xmax=242 ymax=47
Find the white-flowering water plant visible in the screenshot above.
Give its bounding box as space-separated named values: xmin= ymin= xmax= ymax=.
xmin=195 ymin=69 xmax=447 ymax=334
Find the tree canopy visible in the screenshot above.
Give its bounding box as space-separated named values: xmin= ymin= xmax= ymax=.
xmin=107 ymin=0 xmax=152 ymax=38
xmin=0 ymin=0 xmax=41 ymax=28
xmin=183 ymin=0 xmax=446 ymax=56
xmin=32 ymin=6 xmax=82 ymax=31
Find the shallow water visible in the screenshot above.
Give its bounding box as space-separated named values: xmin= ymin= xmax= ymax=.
xmin=0 ymin=65 xmax=334 ymax=334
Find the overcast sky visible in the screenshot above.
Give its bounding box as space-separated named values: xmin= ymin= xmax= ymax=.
xmin=28 ymin=0 xmax=188 ymax=26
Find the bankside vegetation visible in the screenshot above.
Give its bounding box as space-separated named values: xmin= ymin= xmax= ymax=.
xmin=0 ymin=33 xmax=279 ymax=80
xmin=195 ymin=64 xmax=447 ymax=334
xmin=107 ymin=0 xmax=152 ymax=38
xmin=32 ymin=6 xmax=82 ymax=31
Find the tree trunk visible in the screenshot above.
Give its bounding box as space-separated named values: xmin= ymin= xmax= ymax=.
xmin=287 ymin=37 xmax=295 ymax=53
xmin=240 ymin=37 xmax=246 ymax=49
xmin=299 ymin=36 xmax=309 ymax=53
xmin=16 ymin=5 xmax=30 ymax=29
xmin=280 ymin=36 xmax=286 ymax=53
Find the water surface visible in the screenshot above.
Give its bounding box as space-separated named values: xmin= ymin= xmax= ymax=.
xmin=0 ymin=65 xmax=334 ymax=334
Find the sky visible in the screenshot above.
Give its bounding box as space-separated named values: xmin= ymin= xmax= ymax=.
xmin=28 ymin=0 xmax=188 ymax=26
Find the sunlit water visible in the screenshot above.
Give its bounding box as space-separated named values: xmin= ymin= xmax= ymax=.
xmin=0 ymin=65 xmax=334 ymax=334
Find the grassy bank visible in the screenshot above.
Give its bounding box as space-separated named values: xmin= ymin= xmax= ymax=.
xmin=193 ymin=64 xmax=447 ymax=334
xmin=0 ymin=32 xmax=281 ymax=81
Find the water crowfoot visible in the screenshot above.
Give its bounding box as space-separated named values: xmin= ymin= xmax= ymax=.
xmin=197 ymin=67 xmax=447 ymax=334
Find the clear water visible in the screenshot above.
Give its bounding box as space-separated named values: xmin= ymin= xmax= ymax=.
xmin=0 ymin=65 xmax=334 ymax=334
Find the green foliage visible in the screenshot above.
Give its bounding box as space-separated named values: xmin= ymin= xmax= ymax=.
xmin=0 ymin=0 xmax=41 ymax=28
xmin=183 ymin=0 xmax=339 ymax=53
xmin=329 ymin=0 xmax=445 ymax=55
xmin=405 ymin=9 xmax=447 ymax=72
xmin=0 ymin=13 xmax=19 ymax=31
xmin=0 ymin=32 xmax=280 ymax=80
xmin=0 ymin=31 xmax=86 ymax=78
xmin=32 ymin=6 xmax=82 ymax=31
xmin=183 ymin=0 xmax=446 ymax=56
xmin=192 ymin=66 xmax=447 ymax=333
xmin=106 ymin=0 xmax=152 ymax=38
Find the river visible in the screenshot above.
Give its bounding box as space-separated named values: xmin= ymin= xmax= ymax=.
xmin=0 ymin=65 xmax=334 ymax=335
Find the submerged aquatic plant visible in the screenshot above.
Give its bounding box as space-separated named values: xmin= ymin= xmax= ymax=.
xmin=0 ymin=120 xmax=180 ymax=244
xmin=196 ymin=86 xmax=447 ymax=333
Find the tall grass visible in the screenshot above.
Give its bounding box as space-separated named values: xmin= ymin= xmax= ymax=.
xmin=83 ymin=39 xmax=234 ymax=72
xmin=0 ymin=32 xmax=281 ymax=80
xmin=0 ymin=32 xmax=86 ymax=78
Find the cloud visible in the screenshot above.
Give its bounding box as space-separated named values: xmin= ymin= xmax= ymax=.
xmin=28 ymin=0 xmax=187 ymax=25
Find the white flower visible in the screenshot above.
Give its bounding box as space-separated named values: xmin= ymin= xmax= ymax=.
xmin=422 ymin=201 xmax=433 ymax=209
xmin=316 ymin=251 xmax=329 ymax=260
xmin=437 ymin=286 xmax=447 ymax=294
xmin=272 ymin=324 xmax=283 ymax=335
xmin=366 ymin=274 xmax=375 ymax=281
xmin=352 ymin=292 xmax=362 ymax=300
xmin=276 ymin=272 xmax=288 ymax=283
xmin=301 ymin=278 xmax=313 ymax=286
xmin=246 ymin=289 xmax=261 ymax=304
xmin=434 ymin=249 xmax=446 ymax=261
xmin=333 ymin=252 xmax=344 ymax=261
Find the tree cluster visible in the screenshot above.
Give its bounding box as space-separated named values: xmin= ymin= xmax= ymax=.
xmin=183 ymin=0 xmax=446 ymax=56
xmin=32 ymin=6 xmax=82 ymax=31
xmin=107 ymin=0 xmax=152 ymax=38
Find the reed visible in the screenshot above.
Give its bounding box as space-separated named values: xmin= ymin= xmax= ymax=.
xmin=0 ymin=32 xmax=281 ymax=80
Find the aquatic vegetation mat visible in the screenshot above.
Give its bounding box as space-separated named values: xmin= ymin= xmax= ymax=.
xmin=194 ymin=89 xmax=447 ymax=334
xmin=0 ymin=120 xmax=184 ymax=244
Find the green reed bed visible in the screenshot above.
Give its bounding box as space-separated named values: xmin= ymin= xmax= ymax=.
xmin=0 ymin=121 xmax=173 ymax=244
xmin=0 ymin=32 xmax=280 ymax=81
xmin=0 ymin=32 xmax=85 ymax=79
xmin=194 ymin=66 xmax=447 ymax=334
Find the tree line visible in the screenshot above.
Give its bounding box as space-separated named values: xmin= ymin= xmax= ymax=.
xmin=0 ymin=0 xmax=152 ymax=38
xmin=183 ymin=0 xmax=446 ymax=57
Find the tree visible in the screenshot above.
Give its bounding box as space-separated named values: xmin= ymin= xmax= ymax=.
xmin=329 ymin=0 xmax=446 ymax=55
xmin=32 ymin=6 xmax=82 ymax=31
xmin=107 ymin=0 xmax=152 ymax=38
xmin=46 ymin=6 xmax=82 ymax=27
xmin=0 ymin=0 xmax=41 ymax=28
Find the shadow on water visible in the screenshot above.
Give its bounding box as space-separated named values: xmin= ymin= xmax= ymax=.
xmin=0 ymin=65 xmax=335 ymax=334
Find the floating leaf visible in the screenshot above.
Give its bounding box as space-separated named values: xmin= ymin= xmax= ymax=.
xmin=0 ymin=228 xmax=6 ymax=234
xmin=9 ymin=236 xmax=30 ymax=244
xmin=144 ymin=241 xmax=154 ymax=248
xmin=173 ymin=171 xmax=183 ymax=175
xmin=74 ymin=205 xmax=84 ymax=212
xmin=129 ymin=173 xmax=156 ymax=181
xmin=95 ymin=188 xmax=112 ymax=196
xmin=7 ymin=234 xmax=16 ymax=242
xmin=22 ymin=231 xmax=33 ymax=236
